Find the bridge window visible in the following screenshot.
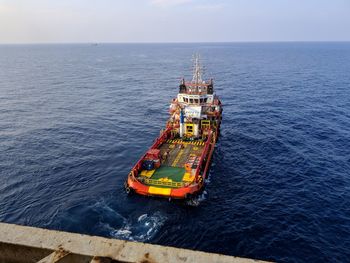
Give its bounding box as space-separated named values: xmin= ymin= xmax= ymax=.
xmin=201 ymin=120 xmax=210 ymax=129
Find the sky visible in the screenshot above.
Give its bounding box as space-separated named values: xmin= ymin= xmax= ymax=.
xmin=0 ymin=0 xmax=349 ymax=43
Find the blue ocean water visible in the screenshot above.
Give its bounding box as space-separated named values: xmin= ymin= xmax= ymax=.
xmin=0 ymin=43 xmax=350 ymax=262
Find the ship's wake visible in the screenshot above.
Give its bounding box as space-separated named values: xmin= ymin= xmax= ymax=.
xmin=110 ymin=212 xmax=166 ymax=242
xmin=91 ymin=201 xmax=167 ymax=242
xmin=185 ymin=190 xmax=208 ymax=207
xmin=185 ymin=166 xmax=214 ymax=206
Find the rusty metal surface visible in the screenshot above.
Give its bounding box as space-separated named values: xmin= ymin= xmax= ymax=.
xmin=0 ymin=222 xmax=269 ymax=263
xmin=36 ymin=247 xmax=70 ymax=263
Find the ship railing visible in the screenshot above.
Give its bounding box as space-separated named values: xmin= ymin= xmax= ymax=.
xmin=181 ymin=91 xmax=208 ymax=95
xmin=139 ymin=177 xmax=186 ymax=188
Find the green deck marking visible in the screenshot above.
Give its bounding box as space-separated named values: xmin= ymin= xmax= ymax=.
xmin=150 ymin=166 xmax=185 ymax=182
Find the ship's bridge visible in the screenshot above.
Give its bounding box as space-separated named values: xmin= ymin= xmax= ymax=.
xmin=177 ymin=54 xmax=214 ymax=104
xmin=177 ymin=93 xmax=214 ymax=105
xmin=179 ymin=82 xmax=214 ymax=95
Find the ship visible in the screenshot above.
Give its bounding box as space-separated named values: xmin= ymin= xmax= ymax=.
xmin=125 ymin=55 xmax=222 ymax=200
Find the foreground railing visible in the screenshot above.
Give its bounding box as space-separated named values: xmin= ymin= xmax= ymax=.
xmin=0 ymin=222 xmax=270 ymax=263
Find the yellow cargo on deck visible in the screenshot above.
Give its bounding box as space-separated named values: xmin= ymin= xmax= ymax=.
xmin=158 ymin=177 xmax=173 ymax=182
xmin=148 ymin=186 xmax=171 ymax=195
xmin=182 ymin=172 xmax=195 ymax=182
xmin=140 ymin=169 xmax=155 ymax=178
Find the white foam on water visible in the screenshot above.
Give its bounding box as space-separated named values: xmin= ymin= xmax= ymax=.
xmin=138 ymin=214 xmax=147 ymax=221
xmin=113 ymin=226 xmax=132 ymax=239
xmin=111 ymin=211 xmax=167 ymax=242
xmin=205 ymin=165 xmax=215 ymax=183
xmin=186 ymin=190 xmax=208 ymax=207
xmin=90 ymin=201 xmax=167 ymax=242
xmin=198 ymin=190 xmax=208 ymax=202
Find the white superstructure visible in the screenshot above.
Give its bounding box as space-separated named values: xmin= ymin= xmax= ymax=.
xmin=168 ymin=55 xmax=222 ymax=140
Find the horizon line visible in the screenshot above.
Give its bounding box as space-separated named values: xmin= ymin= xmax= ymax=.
xmin=1 ymin=40 xmax=350 ymax=45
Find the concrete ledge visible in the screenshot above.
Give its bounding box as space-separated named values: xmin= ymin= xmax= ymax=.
xmin=0 ymin=222 xmax=268 ymax=263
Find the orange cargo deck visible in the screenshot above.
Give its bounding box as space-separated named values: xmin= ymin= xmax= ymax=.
xmin=137 ymin=139 xmax=206 ymax=188
xmin=159 ymin=139 xmax=205 ymax=168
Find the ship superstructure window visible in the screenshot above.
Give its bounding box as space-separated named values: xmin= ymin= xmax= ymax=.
xmin=189 ymin=99 xmax=193 ymax=103
xmin=204 ymin=98 xmax=208 ymax=103
xmin=200 ymin=98 xmax=203 ymax=103
xmin=201 ymin=120 xmax=210 ymax=129
xmin=194 ymin=99 xmax=199 ymax=104
xmin=184 ymin=98 xmax=188 ymax=103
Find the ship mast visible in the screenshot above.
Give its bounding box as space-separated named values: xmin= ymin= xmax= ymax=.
xmin=191 ymin=54 xmax=203 ymax=93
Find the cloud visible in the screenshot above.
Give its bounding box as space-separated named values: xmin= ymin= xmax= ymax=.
xmin=194 ymin=3 xmax=224 ymax=11
xmin=150 ymin=0 xmax=193 ymax=7
xmin=0 ymin=3 xmax=13 ymax=14
xmin=150 ymin=0 xmax=225 ymax=11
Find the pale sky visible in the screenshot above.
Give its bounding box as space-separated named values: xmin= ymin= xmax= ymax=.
xmin=0 ymin=0 xmax=349 ymax=43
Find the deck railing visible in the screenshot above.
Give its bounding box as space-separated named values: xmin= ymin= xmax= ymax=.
xmin=140 ymin=177 xmax=186 ymax=188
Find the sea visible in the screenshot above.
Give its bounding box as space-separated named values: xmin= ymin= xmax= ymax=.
xmin=0 ymin=42 xmax=350 ymax=262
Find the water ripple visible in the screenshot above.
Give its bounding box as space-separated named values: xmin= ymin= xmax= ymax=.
xmin=1 ymin=43 xmax=350 ymax=262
